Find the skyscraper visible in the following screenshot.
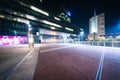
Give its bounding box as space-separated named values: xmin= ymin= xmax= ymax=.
xmin=88 ymin=12 xmax=105 ymax=40
xmin=89 ymin=15 xmax=98 ymax=34
xmin=98 ymin=13 xmax=105 ymax=35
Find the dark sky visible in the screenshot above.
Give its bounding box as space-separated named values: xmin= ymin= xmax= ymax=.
xmin=43 ymin=0 xmax=120 ymax=34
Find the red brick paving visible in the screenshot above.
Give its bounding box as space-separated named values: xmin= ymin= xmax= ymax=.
xmin=33 ymin=45 xmax=101 ymax=80
xmin=33 ymin=44 xmax=120 ymax=80
xmin=101 ymin=48 xmax=120 ymax=80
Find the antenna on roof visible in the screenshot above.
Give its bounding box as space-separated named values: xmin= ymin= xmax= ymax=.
xmin=94 ymin=9 xmax=96 ymax=16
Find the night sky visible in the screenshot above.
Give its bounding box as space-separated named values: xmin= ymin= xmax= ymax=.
xmin=42 ymin=0 xmax=120 ymax=35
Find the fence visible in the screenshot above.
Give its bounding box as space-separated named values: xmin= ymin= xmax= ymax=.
xmin=75 ymin=41 xmax=120 ymax=48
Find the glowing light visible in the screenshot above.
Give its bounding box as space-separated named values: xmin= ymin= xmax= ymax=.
xmin=65 ymin=27 xmax=74 ymax=31
xmin=36 ymin=32 xmax=39 ymax=36
xmin=71 ymin=34 xmax=76 ymax=36
xmin=80 ymin=31 xmax=84 ymax=36
xmin=14 ymin=18 xmax=30 ymax=24
xmin=27 ymin=24 xmax=32 ymax=31
xmin=91 ymin=20 xmax=98 ymax=33
xmin=25 ymin=15 xmax=37 ymax=20
xmin=0 ymin=36 xmax=27 ymax=46
xmin=0 ymin=14 xmax=5 ymax=19
xmin=54 ymin=17 xmax=60 ymax=21
xmin=20 ymin=2 xmax=28 ymax=7
xmin=80 ymin=28 xmax=83 ymax=31
xmin=14 ymin=30 xmax=17 ymax=36
xmin=13 ymin=12 xmax=17 ymax=15
xmin=30 ymin=6 xmax=49 ymax=16
xmin=67 ymin=12 xmax=71 ymax=16
xmin=90 ymin=16 xmax=98 ymax=34
xmin=29 ymin=27 xmax=32 ymax=31
xmin=40 ymin=20 xmax=62 ymax=28
xmin=29 ymin=38 xmax=34 ymax=43
xmin=18 ymin=1 xmax=49 ymax=16
xmin=50 ymin=27 xmax=55 ymax=30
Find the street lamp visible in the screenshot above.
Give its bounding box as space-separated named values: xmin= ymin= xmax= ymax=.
xmin=27 ymin=24 xmax=34 ymax=48
xmin=14 ymin=30 xmax=17 ymax=36
xmin=28 ymin=24 xmax=32 ymax=34
xmin=80 ymin=28 xmax=84 ymax=41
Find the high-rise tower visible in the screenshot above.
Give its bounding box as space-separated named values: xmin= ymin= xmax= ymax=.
xmin=88 ymin=11 xmax=105 ymax=40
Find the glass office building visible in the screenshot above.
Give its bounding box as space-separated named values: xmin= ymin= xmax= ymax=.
xmin=0 ymin=0 xmax=77 ymax=43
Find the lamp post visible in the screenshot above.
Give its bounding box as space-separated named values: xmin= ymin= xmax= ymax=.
xmin=28 ymin=24 xmax=34 ymax=48
xmin=80 ymin=28 xmax=84 ymax=41
xmin=14 ymin=30 xmax=17 ymax=36
xmin=93 ymin=32 xmax=96 ymax=41
xmin=28 ymin=24 xmax=32 ymax=34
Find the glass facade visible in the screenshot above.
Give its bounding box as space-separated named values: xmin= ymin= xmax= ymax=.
xmin=0 ymin=0 xmax=77 ymax=43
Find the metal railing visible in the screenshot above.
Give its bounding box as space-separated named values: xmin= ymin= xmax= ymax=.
xmin=75 ymin=41 xmax=120 ymax=48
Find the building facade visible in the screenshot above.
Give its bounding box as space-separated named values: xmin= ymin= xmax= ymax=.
xmin=88 ymin=13 xmax=105 ymax=40
xmin=0 ymin=0 xmax=77 ymax=44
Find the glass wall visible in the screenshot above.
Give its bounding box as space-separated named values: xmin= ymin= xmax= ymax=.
xmin=39 ymin=28 xmax=70 ymax=43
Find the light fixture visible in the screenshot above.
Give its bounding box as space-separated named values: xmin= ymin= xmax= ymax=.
xmin=30 ymin=6 xmax=49 ymax=16
xmin=50 ymin=27 xmax=55 ymax=30
xmin=14 ymin=18 xmax=30 ymax=24
xmin=54 ymin=17 xmax=60 ymax=21
xmin=65 ymin=27 xmax=74 ymax=31
xmin=0 ymin=14 xmax=5 ymax=19
xmin=40 ymin=20 xmax=62 ymax=28
xmin=25 ymin=15 xmax=37 ymax=20
xmin=71 ymin=34 xmax=76 ymax=36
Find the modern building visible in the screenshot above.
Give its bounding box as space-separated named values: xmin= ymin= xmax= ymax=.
xmin=98 ymin=13 xmax=105 ymax=35
xmin=88 ymin=12 xmax=105 ymax=40
xmin=0 ymin=0 xmax=77 ymax=44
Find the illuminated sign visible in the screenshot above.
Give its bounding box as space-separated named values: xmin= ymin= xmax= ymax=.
xmin=67 ymin=12 xmax=71 ymax=16
xmin=59 ymin=13 xmax=71 ymax=23
xmin=0 ymin=36 xmax=27 ymax=46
